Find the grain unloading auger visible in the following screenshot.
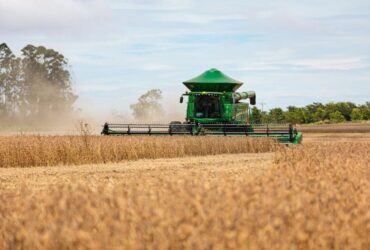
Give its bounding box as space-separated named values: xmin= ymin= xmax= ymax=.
xmin=102 ymin=69 xmax=303 ymax=144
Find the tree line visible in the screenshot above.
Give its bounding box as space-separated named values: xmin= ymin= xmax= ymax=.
xmin=252 ymin=102 xmax=370 ymax=124
xmin=0 ymin=43 xmax=77 ymax=126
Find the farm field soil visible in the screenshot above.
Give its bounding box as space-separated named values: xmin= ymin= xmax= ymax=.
xmin=303 ymin=132 xmax=370 ymax=142
xmin=297 ymin=122 xmax=370 ymax=133
xmin=0 ymin=153 xmax=272 ymax=192
xmin=1 ymin=140 xmax=370 ymax=249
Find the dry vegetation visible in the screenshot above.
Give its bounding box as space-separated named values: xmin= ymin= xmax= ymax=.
xmin=298 ymin=122 xmax=370 ymax=133
xmin=303 ymin=132 xmax=370 ymax=143
xmin=0 ymin=136 xmax=275 ymax=168
xmin=0 ymin=137 xmax=369 ymax=249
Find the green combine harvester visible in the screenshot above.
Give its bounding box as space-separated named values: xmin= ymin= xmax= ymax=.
xmin=102 ymin=68 xmax=302 ymax=144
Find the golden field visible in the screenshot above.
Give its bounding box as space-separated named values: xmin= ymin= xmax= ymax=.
xmin=0 ymin=136 xmax=275 ymax=168
xmin=0 ymin=135 xmax=369 ymax=249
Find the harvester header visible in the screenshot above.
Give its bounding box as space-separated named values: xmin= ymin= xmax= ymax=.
xmin=102 ymin=68 xmax=302 ymax=144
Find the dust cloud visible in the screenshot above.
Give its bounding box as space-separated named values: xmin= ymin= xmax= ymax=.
xmin=0 ymin=89 xmax=187 ymax=135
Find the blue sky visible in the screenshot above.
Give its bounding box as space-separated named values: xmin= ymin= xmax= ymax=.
xmin=1 ymin=0 xmax=370 ymax=119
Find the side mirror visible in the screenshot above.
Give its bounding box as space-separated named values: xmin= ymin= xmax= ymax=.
xmin=180 ymin=96 xmax=184 ymax=103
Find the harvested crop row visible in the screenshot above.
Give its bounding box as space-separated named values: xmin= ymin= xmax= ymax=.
xmin=0 ymin=136 xmax=275 ymax=168
xmin=0 ymin=142 xmax=369 ymax=249
xmin=298 ymin=122 xmax=370 ymax=133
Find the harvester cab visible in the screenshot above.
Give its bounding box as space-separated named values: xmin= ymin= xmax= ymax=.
xmin=181 ymin=68 xmax=255 ymax=125
xmin=102 ymin=68 xmax=302 ymax=144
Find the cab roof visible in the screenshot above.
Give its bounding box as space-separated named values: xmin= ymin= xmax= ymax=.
xmin=183 ymin=68 xmax=243 ymax=92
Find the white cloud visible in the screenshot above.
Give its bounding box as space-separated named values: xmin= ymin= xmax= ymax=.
xmin=109 ymin=0 xmax=192 ymax=11
xmin=239 ymin=57 xmax=369 ymax=71
xmin=0 ymin=0 xmax=111 ymax=34
xmin=291 ymin=57 xmax=369 ymax=70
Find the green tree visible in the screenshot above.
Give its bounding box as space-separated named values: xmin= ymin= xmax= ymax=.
xmin=301 ymin=103 xmax=323 ymax=123
xmin=336 ymin=102 xmax=356 ymax=121
xmin=313 ymin=107 xmax=325 ymax=122
xmin=350 ymin=108 xmax=363 ymax=121
xmin=21 ymin=45 xmax=77 ymax=120
xmin=284 ymin=106 xmax=305 ymax=124
xmin=0 ymin=43 xmax=22 ymax=119
xmin=329 ymin=111 xmax=345 ymax=123
xmin=261 ymin=111 xmax=271 ymax=123
xmin=324 ymin=102 xmax=338 ymax=120
xmin=251 ymin=106 xmax=262 ymax=124
xmin=358 ymin=105 xmax=370 ymax=120
xmin=269 ymin=108 xmax=285 ymax=123
xmin=130 ymin=89 xmax=164 ymax=121
xmin=305 ymin=102 xmax=324 ymax=116
xmin=325 ymin=102 xmax=356 ymax=121
xmin=303 ymin=109 xmax=314 ymax=123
